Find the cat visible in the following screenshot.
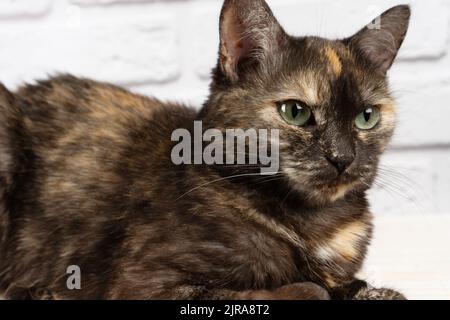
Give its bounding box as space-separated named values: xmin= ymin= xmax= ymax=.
xmin=0 ymin=0 xmax=410 ymax=300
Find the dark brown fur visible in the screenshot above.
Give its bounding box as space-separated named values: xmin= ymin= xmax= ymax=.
xmin=0 ymin=0 xmax=410 ymax=300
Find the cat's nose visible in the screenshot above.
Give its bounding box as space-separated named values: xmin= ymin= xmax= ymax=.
xmin=326 ymin=154 xmax=355 ymax=175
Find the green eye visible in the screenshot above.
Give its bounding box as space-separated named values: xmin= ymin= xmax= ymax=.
xmin=279 ymin=100 xmax=312 ymax=126
xmin=355 ymin=107 xmax=381 ymax=130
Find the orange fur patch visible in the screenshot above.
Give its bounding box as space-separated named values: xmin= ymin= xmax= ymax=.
xmin=316 ymin=221 xmax=368 ymax=262
xmin=324 ymin=46 xmax=342 ymax=76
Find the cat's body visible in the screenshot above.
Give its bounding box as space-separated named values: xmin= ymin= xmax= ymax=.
xmin=0 ymin=0 xmax=410 ymax=300
xmin=0 ymin=75 xmax=368 ymax=299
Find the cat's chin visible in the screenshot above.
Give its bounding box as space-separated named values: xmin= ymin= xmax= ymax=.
xmin=287 ymin=177 xmax=362 ymax=205
xmin=318 ymin=181 xmax=360 ymax=202
xmin=301 ymin=184 xmax=355 ymax=205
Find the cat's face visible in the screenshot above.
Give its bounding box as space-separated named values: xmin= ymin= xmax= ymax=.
xmin=202 ymin=0 xmax=410 ymax=205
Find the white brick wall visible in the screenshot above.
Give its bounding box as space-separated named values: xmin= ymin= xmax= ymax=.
xmin=1 ymin=0 xmax=450 ymax=298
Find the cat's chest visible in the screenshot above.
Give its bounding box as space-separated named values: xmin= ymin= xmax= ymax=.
xmin=231 ymin=209 xmax=373 ymax=290
xmin=303 ymin=218 xmax=373 ymax=288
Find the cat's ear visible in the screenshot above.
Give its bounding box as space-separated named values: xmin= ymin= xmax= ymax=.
xmin=347 ymin=5 xmax=411 ymax=75
xmin=218 ymin=0 xmax=286 ymax=82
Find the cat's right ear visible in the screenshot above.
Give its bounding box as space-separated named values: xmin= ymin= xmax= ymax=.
xmin=218 ymin=0 xmax=286 ymax=83
xmin=347 ymin=5 xmax=411 ymax=75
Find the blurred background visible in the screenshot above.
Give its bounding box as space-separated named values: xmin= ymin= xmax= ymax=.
xmin=0 ymin=0 xmax=449 ymax=299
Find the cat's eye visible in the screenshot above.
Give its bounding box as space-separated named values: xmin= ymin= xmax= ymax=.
xmin=355 ymin=107 xmax=381 ymax=130
xmin=279 ymin=100 xmax=312 ymax=127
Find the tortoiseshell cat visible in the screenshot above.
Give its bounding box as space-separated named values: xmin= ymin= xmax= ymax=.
xmin=0 ymin=0 xmax=410 ymax=300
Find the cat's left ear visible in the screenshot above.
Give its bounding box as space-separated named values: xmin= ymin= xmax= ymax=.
xmin=218 ymin=0 xmax=287 ymax=82
xmin=347 ymin=5 xmax=411 ymax=75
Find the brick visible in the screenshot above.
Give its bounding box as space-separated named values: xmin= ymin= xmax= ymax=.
xmin=188 ymin=1 xmax=221 ymax=80
xmin=71 ymin=0 xmax=156 ymax=5
xmin=367 ymin=151 xmax=436 ymax=215
xmin=389 ymin=86 xmax=450 ymax=147
xmin=0 ymin=18 xmax=180 ymax=88
xmin=0 ymin=0 xmax=51 ymax=18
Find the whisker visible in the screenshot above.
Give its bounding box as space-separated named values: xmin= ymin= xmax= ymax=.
xmin=175 ymin=172 xmax=279 ymax=201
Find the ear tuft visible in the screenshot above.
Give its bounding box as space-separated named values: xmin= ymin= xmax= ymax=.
xmin=348 ymin=5 xmax=411 ymax=75
xmin=218 ymin=0 xmax=285 ymax=82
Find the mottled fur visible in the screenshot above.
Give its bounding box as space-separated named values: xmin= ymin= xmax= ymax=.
xmin=0 ymin=0 xmax=410 ymax=300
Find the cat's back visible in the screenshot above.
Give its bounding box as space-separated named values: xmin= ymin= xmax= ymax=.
xmin=15 ymin=75 xmax=193 ymax=153
xmin=13 ymin=74 xmax=195 ymax=165
xmin=5 ymin=75 xmax=196 ymax=218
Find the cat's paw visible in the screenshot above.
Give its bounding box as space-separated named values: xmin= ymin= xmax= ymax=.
xmin=353 ymin=287 xmax=406 ymax=300
xmin=273 ymin=282 xmax=331 ymax=300
xmin=245 ymin=282 xmax=330 ymax=300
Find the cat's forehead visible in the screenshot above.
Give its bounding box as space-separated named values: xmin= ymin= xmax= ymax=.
xmin=302 ymin=37 xmax=352 ymax=71
xmin=274 ymin=37 xmax=387 ymax=108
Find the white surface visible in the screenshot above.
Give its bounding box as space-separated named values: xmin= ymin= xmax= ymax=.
xmin=361 ymin=214 xmax=450 ymax=300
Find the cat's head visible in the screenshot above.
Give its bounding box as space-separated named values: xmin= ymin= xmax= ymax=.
xmin=201 ymin=0 xmax=410 ymax=205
